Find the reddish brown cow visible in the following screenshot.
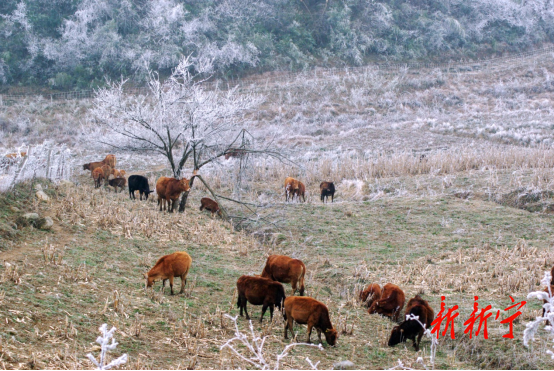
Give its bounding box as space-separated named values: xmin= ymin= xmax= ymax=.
xmin=284 ymin=177 xmax=298 ymax=202
xmin=368 ymin=283 xmax=405 ymax=321
xmin=156 ymin=177 xmax=191 ymax=212
xmin=388 ymin=295 xmax=434 ymax=351
xmin=261 ymin=255 xmax=306 ymax=296
xmin=199 ymin=197 xmax=222 ymax=217
xmin=236 ymin=275 xmax=286 ymax=322
xmin=294 ymin=181 xmax=306 ymax=202
xmin=284 ymin=297 xmax=337 ymax=346
xmin=112 ymin=169 xmax=126 ymax=178
xmin=144 ymin=252 xmax=192 ymax=295
xmin=92 ymin=167 xmax=104 ymax=188
xmin=359 ymin=283 xmax=382 ymax=308
xmin=101 ymin=164 xmax=113 ymax=181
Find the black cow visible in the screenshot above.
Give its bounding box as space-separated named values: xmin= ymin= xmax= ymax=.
xmin=320 ymin=182 xmax=335 ymax=203
xmin=128 ymin=175 xmax=153 ymax=200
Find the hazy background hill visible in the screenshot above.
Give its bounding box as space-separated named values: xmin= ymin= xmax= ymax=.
xmin=1 ymin=0 xmax=554 ymax=89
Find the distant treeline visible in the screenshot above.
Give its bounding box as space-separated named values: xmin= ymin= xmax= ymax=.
xmin=1 ymin=0 xmax=553 ymax=88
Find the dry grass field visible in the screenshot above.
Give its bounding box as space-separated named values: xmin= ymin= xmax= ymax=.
xmin=2 ymin=53 xmax=554 ymax=369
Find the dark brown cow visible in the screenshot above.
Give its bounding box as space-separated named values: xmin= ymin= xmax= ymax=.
xmin=108 ymin=177 xmax=127 ymax=192
xmin=388 ymin=295 xmax=434 ymax=351
xmin=283 ymin=296 xmax=337 ymax=346
xmin=199 ymin=197 xmax=222 ymax=217
xmin=156 ymin=177 xmax=191 ymax=212
xmin=359 ymin=283 xmax=382 ymax=308
xmin=236 ymin=275 xmax=286 ymax=322
xmin=368 ymin=283 xmax=405 ymax=321
xmin=224 ymin=148 xmax=247 ymax=160
xmin=320 ymin=182 xmax=335 ymax=203
xmin=144 ymin=252 xmax=192 ymax=295
xmin=261 ymin=255 xmax=306 ymax=296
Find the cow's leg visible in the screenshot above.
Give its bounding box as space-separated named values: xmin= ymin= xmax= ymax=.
xmin=291 ymin=280 xmax=298 ymax=295
xmin=284 ymin=316 xmax=293 ymax=339
xmin=239 ymin=297 xmax=244 ymax=317
xmin=415 ymin=331 xmax=423 ymax=351
xmin=260 ymin=304 xmax=268 ymax=322
xmin=159 ymin=198 xmax=163 ymax=211
xmin=243 ymin=301 xmax=250 ymax=320
xmin=161 ymin=279 xmax=167 ymax=293
xmin=169 ymin=276 xmax=175 ymax=295
xmin=180 ymin=275 xmax=187 ymax=294
xmin=316 ymin=328 xmax=322 ymax=344
xmin=269 ymin=305 xmax=274 ymax=320
xmin=306 ymin=323 xmax=313 ymax=343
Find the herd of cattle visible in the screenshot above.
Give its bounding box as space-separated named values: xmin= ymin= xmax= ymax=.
xmin=145 ymin=251 xmax=434 ymax=350
xmin=82 ymin=153 xmax=434 ymax=350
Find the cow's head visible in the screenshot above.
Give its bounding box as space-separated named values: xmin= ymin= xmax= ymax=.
xmin=180 ymin=178 xmax=191 ymax=192
xmin=324 ymin=328 xmax=338 ymax=346
xmin=388 ymin=325 xmax=405 ymax=347
xmin=83 ymin=163 xmax=90 ymax=170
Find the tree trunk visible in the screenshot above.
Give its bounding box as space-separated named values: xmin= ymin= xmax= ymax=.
xmin=178 ymin=176 xmax=196 ymax=213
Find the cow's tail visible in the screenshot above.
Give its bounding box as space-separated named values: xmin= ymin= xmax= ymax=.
xmin=299 ymin=264 xmax=306 ymax=296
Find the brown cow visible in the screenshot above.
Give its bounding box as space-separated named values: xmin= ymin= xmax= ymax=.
xmin=320 ymin=182 xmax=335 ymax=203
xmin=199 ymin=197 xmax=222 ymax=217
xmin=261 ymin=255 xmax=306 ymax=296
xmin=108 ymin=177 xmax=126 ymax=192
xmin=92 ymin=167 xmax=104 ymax=188
xmin=156 ymin=177 xmax=191 ymax=212
xmin=103 ymin=154 xmax=116 ymax=168
xmin=84 ymin=161 xmax=104 ymax=172
xmin=144 ymin=251 xmax=192 ymax=295
xmin=236 ymin=275 xmax=286 ymax=322
xmin=359 ymin=283 xmax=382 ymax=308
xmin=4 ymin=151 xmax=27 ymax=159
xmin=224 ymin=148 xmax=247 ymax=160
xmin=283 ymin=297 xmax=337 ymax=346
xmin=388 ymin=295 xmax=434 ymax=351
xmin=294 ymin=181 xmax=306 ymax=202
xmin=101 ymin=164 xmax=113 ymax=181
xmin=284 ymin=177 xmax=298 ymax=202
xmin=368 ymin=283 xmax=405 ymax=321
xmin=112 ymin=169 xmax=126 ymax=178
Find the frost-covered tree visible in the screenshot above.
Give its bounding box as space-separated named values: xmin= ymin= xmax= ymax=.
xmin=93 ymin=57 xmax=261 ymax=212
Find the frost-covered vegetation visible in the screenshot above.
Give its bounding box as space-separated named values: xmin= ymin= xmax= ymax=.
xmin=1 ymin=0 xmax=554 ymax=87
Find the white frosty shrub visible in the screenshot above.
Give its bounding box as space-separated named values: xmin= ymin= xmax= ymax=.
xmin=86 ymin=324 xmax=128 ymax=370
xmin=523 ymin=271 xmax=554 ymax=357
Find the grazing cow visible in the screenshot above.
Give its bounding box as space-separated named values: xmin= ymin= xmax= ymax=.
xmin=128 ymin=175 xmax=153 ymax=200
xmin=388 ymin=295 xmax=434 ymax=351
xmin=83 ymin=161 xmax=104 ymax=172
xmin=224 ymin=148 xmax=247 ymax=160
xmin=199 ymin=197 xmax=222 ymax=217
xmin=283 ymin=297 xmax=337 ymax=346
xmin=320 ymin=182 xmax=335 ymax=203
xmin=92 ymin=167 xmax=104 ymax=188
xmin=236 ymin=275 xmax=286 ymax=322
xmin=156 ymin=177 xmax=191 ymax=212
xmin=108 ymin=178 xmax=126 ymax=193
xmin=359 ymin=283 xmax=382 ymax=308
xmin=261 ymin=255 xmax=306 ymax=296
xmin=368 ymin=283 xmax=405 ymax=321
xmin=103 ymin=154 xmax=116 ymax=168
xmin=144 ymin=251 xmax=192 ymax=295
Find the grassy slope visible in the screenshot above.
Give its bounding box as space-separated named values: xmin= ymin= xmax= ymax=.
xmin=1 ymin=176 xmax=553 ymax=369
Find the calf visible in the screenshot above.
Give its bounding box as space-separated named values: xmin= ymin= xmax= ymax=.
xmin=359 ymin=283 xmax=382 ymax=308
xmin=128 ymin=175 xmax=153 ymax=200
xmin=368 ymin=283 xmax=405 ymax=321
xmin=199 ymin=197 xmax=222 ymax=217
xmin=144 ymin=251 xmax=192 ymax=295
xmin=284 ymin=296 xmax=337 ymax=346
xmin=92 ymin=167 xmax=104 ymax=188
xmin=236 ymin=275 xmax=286 ymax=322
xmin=261 ymin=255 xmax=306 ymax=296
xmin=156 ymin=177 xmax=191 ymax=212
xmin=108 ymin=177 xmax=126 ymax=193
xmin=112 ymin=169 xmax=126 ymax=178
xmin=320 ymin=182 xmax=335 ymax=203
xmin=388 ymin=295 xmax=434 ymax=351
xmin=295 ymin=181 xmax=306 ymax=202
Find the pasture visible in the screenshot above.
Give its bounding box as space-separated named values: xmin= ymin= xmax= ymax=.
xmin=2 ymin=52 xmax=554 ymax=369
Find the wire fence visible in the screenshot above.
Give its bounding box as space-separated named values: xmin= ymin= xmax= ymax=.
xmin=1 ymin=45 xmax=553 ymax=105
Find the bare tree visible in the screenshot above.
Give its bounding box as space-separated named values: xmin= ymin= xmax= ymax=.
xmin=93 ymin=57 xmax=262 ymax=212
